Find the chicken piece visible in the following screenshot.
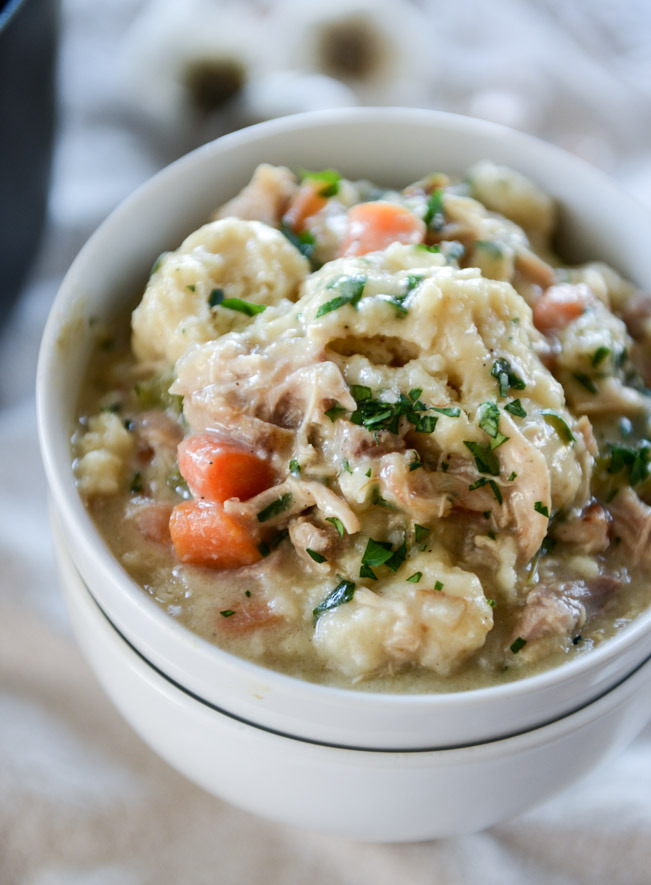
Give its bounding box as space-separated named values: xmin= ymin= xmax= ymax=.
xmin=609 ymin=487 xmax=651 ymax=571
xmin=377 ymin=453 xmax=451 ymax=522
xmin=338 ymin=422 xmax=405 ymax=460
xmin=552 ymin=501 xmax=611 ymax=555
xmin=620 ymin=291 xmax=651 ymax=341
xmin=515 ymin=248 xmax=556 ymax=290
xmin=512 ymin=576 xmax=621 ymax=644
xmin=288 ymin=516 xmax=339 ymax=566
xmin=211 ymin=163 xmax=298 ymax=227
xmin=126 ymin=498 xmax=173 ymax=544
xmin=224 ymin=477 xmax=360 ymax=534
xmin=133 ymin=410 xmax=184 ymax=460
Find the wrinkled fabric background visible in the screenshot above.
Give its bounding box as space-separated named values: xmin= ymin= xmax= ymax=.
xmin=2 ymin=1 xmax=651 ymax=882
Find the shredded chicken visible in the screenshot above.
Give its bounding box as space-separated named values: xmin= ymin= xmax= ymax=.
xmin=609 ymin=487 xmax=651 ymax=571
xmin=211 ymin=163 xmax=298 ymax=227
xmin=552 ymin=501 xmax=611 ymax=555
xmin=513 ymin=576 xmax=621 ymax=644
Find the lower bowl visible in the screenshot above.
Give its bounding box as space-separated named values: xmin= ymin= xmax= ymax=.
xmin=55 ymin=515 xmax=651 ymax=842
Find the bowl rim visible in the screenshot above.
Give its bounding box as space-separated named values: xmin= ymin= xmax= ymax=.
xmin=65 ymin=523 xmax=651 ymax=756
xmin=37 ymin=105 xmax=651 ymax=715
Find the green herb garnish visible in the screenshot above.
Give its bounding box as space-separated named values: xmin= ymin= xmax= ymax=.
xmin=534 ymin=501 xmax=550 ymax=518
xmin=491 ymin=358 xmax=526 ymax=397
xmin=572 ymin=372 xmax=598 ymax=394
xmin=130 ymin=472 xmax=143 ymax=493
xmin=505 ymin=399 xmax=527 ymax=418
xmin=289 ymin=459 xmax=301 ymax=476
xmin=414 ymin=524 xmax=430 ymax=544
xmin=607 ymin=441 xmax=650 ymax=486
xmin=591 ymin=346 xmax=611 ymax=368
xmin=478 ymin=401 xmax=510 ymax=450
xmin=306 ymin=548 xmax=327 ymax=563
xmin=434 ymin=580 xmax=444 ymax=591
xmin=313 ymin=579 xmax=356 ymax=621
xmin=324 ymin=402 xmax=347 ymax=422
xmin=219 ymin=610 xmax=236 ymax=618
xmin=280 ymin=222 xmax=316 ymax=261
xmin=326 ymin=516 xmax=345 ymax=537
xmin=406 ymin=572 xmax=422 ymax=583
xmin=218 ymin=297 xmax=266 ymax=316
xmin=463 ymin=441 xmax=500 ymax=476
xmin=300 ymin=167 xmax=341 ymax=197
xmin=424 ymin=188 xmax=445 ymax=230
xmin=257 ymin=493 xmax=293 ymax=523
xmin=361 ymin=538 xmax=394 ymax=568
xmin=208 ymin=288 xmax=224 ymax=307
xmin=540 ymin=409 xmax=575 ymax=444
xmin=316 ymin=274 xmax=367 ymax=318
xmin=510 ymin=637 xmax=527 ymax=654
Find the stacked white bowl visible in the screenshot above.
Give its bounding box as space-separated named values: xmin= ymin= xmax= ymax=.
xmin=38 ymin=109 xmax=651 ymax=841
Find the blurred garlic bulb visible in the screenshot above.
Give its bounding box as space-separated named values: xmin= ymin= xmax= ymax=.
xmin=243 ymin=70 xmax=357 ymax=123
xmin=118 ymin=0 xmax=265 ymax=132
xmin=268 ymin=0 xmax=434 ymax=105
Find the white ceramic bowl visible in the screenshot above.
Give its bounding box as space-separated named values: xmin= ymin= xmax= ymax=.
xmin=53 ymin=512 xmax=651 ymax=842
xmin=37 ymin=109 xmax=651 ymax=829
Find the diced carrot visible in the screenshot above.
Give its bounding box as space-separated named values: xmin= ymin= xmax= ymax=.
xmin=338 ymin=201 xmax=425 ymax=257
xmin=178 ymin=433 xmax=274 ymax=503
xmin=283 ymin=183 xmax=328 ymax=233
xmin=169 ymin=500 xmax=262 ymax=569
xmin=532 ymin=283 xmax=593 ymax=333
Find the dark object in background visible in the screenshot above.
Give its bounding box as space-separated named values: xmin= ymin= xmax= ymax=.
xmin=0 ymin=0 xmax=58 ymax=328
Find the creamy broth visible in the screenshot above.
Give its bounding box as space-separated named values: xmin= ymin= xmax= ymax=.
xmin=73 ymin=162 xmax=651 ymax=692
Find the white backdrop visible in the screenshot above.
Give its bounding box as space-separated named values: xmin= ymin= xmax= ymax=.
xmin=2 ymin=1 xmax=651 ymax=882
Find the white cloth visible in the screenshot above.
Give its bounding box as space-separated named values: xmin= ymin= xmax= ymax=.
xmin=2 ymin=1 xmax=651 ymax=882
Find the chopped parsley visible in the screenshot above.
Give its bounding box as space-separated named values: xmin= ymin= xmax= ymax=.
xmin=504 ymin=399 xmax=527 ymax=418
xmin=468 ymin=476 xmax=503 ymax=505
xmin=306 ymin=548 xmax=327 ymax=563
xmin=591 ymin=346 xmax=611 ymax=368
xmin=149 ymin=252 xmax=167 ymax=277
xmin=218 ymin=297 xmax=267 ymax=316
xmin=510 ymin=637 xmax=527 ymax=654
xmin=300 ymin=167 xmax=341 ymax=197
xmin=313 ymin=579 xmax=356 ymax=621
xmin=463 ymin=441 xmax=500 ymax=476
xmin=384 ymin=540 xmax=407 ymax=572
xmin=406 ymin=572 xmax=422 ymax=583
xmin=326 ymin=516 xmax=345 ymax=537
xmin=280 ymin=222 xmax=316 ymax=261
xmin=324 ymin=402 xmax=347 ymax=422
xmin=508 ymin=471 xmax=517 ymax=482
xmin=219 ymin=610 xmax=236 ymax=618
xmin=130 ymin=472 xmax=143 ymax=494
xmin=572 ymin=372 xmax=598 ymax=394
xmin=409 ymin=458 xmax=423 ymax=471
xmin=491 ymin=358 xmax=526 ymax=398
xmin=208 ymin=288 xmax=224 ymax=307
xmin=316 ymin=274 xmax=367 ymax=318
xmin=409 ymin=388 xmax=422 ymax=402
xmin=433 ymin=406 xmax=461 ymax=417
xmin=289 ymin=459 xmax=301 ymax=476
xmin=361 ymin=538 xmax=395 ymax=568
xmin=607 ymin=441 xmax=650 ymax=486
xmin=534 ymin=501 xmax=550 ymax=518
xmin=342 ymin=459 xmax=352 ymax=474
xmin=540 ymin=409 xmax=575 ymax=444
xmin=434 ymin=580 xmax=444 ymax=591
xmin=423 ymin=188 xmax=445 ymax=230
xmin=257 ymin=493 xmax=293 ymax=523
xmin=414 ymin=524 xmax=430 ymax=544
xmin=186 ymin=284 xmax=195 ymax=292
xmin=478 ymin=402 xmax=510 ymax=450
xmin=487 ymin=598 xmax=496 ymax=608
xmin=360 ymin=564 xmax=377 ymax=580
xmin=349 ymin=388 xmax=436 ymax=436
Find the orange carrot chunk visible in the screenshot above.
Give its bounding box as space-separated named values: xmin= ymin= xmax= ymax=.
xmin=178 ymin=433 xmax=274 ymax=503
xmin=169 ymin=500 xmax=262 ymax=569
xmin=283 ymin=183 xmax=328 ymax=233
xmin=532 ymin=283 xmax=593 ymax=333
xmin=338 ymin=201 xmax=426 ymax=257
